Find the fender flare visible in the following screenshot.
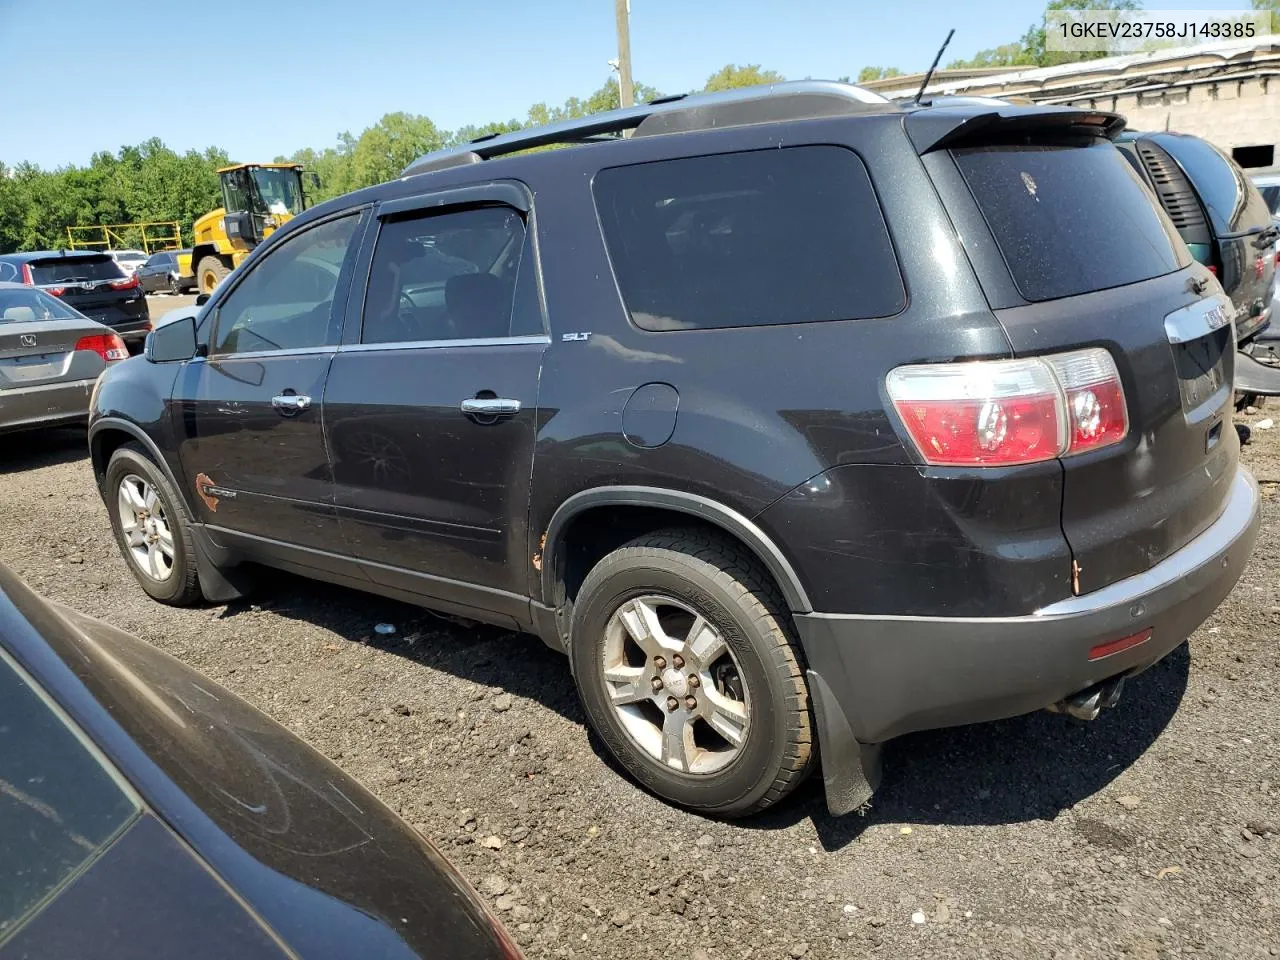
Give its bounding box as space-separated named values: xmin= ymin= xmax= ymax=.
xmin=540 ymin=486 xmax=813 ymax=613
xmin=89 ymin=417 xmax=194 ymax=516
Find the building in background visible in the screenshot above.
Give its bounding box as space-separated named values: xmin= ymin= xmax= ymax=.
xmin=867 ymin=38 xmax=1280 ymax=170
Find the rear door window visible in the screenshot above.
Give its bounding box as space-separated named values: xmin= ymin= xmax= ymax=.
xmin=593 ymin=146 xmax=906 ymax=331
xmin=1153 ymin=134 xmax=1273 ymax=236
xmin=0 ymin=649 xmax=139 ymax=942
xmin=954 ymin=141 xmax=1190 ymax=303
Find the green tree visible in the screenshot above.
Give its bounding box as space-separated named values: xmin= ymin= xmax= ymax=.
xmin=948 ymin=42 xmax=1036 ymax=69
xmin=1253 ymin=0 xmax=1279 ymax=34
xmin=856 ymin=66 xmax=902 ymax=82
xmin=346 ymin=113 xmax=446 ymax=191
xmin=1023 ymin=0 xmax=1143 ymax=67
xmin=702 ymin=63 xmax=785 ymax=92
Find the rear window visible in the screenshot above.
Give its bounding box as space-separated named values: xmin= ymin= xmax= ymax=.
xmin=1 ymin=649 xmax=138 ymax=941
xmin=593 ymin=146 xmax=906 ymax=331
xmin=1153 ymin=134 xmax=1273 ymax=236
xmin=0 ymin=289 xmax=81 ymax=323
xmin=27 ymin=256 xmax=124 ymax=285
xmin=955 ymin=142 xmax=1190 ymax=303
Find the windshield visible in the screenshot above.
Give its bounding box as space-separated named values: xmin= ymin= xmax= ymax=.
xmin=27 ymin=256 xmax=124 ymax=285
xmin=252 ymin=168 xmax=304 ymax=217
xmin=0 ymin=289 xmax=82 ymax=322
xmin=0 ymin=648 xmax=139 ymax=942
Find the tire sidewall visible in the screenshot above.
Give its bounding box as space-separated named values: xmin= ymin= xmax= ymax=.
xmin=104 ymin=446 xmax=194 ymax=603
xmin=571 ymin=557 xmax=796 ymax=815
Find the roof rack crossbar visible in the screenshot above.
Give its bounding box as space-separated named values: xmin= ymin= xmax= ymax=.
xmin=400 ymin=81 xmax=890 ymax=178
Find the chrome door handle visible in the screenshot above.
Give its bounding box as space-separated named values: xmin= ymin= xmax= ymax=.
xmin=271 ymin=394 xmax=312 ymax=413
xmin=460 ymin=397 xmax=521 ymax=416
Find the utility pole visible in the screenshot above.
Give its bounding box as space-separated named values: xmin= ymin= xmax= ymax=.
xmin=614 ymin=0 xmax=634 ymax=107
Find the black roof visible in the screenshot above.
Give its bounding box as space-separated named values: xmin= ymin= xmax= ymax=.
xmin=0 ymin=250 xmax=113 ymax=263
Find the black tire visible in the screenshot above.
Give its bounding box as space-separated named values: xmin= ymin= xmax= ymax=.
xmin=104 ymin=443 xmax=204 ymax=606
xmin=168 ymin=273 xmax=181 ymax=295
xmin=569 ymin=528 xmax=815 ymax=817
xmin=196 ymin=255 xmax=230 ymax=295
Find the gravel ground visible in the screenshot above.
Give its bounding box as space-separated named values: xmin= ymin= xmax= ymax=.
xmin=2 ymin=410 xmax=1278 ymax=959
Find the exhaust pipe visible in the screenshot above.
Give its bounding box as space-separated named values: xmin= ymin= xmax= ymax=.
xmin=1047 ymin=676 xmax=1125 ymax=721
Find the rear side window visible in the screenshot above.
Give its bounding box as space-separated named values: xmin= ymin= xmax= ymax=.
xmin=955 ymin=142 xmax=1190 ymax=303
xmin=362 ymin=205 xmax=527 ymax=344
xmin=594 ymin=146 xmax=906 ymax=331
xmin=27 ymin=256 xmax=123 ymax=285
xmin=1 ymin=650 xmax=138 ymax=941
xmin=1154 ymin=134 xmax=1273 ymax=235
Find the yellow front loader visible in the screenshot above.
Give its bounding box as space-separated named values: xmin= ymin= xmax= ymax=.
xmin=189 ymin=163 xmax=318 ymax=294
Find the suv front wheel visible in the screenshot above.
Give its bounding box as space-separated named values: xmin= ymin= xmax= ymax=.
xmin=570 ymin=529 xmax=816 ymax=817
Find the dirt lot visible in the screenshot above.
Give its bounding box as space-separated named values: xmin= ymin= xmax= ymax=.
xmin=1 ymin=410 xmax=1278 ymax=960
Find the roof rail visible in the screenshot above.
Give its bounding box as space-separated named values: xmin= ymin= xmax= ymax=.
xmin=401 ymin=81 xmax=892 ymax=178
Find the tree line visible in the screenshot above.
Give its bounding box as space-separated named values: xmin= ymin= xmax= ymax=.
xmin=7 ymin=0 xmax=1274 ymax=255
xmin=0 ymin=64 xmax=779 ymax=255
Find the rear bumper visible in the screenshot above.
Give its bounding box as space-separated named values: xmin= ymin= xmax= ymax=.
xmin=0 ymin=378 xmax=97 ymax=433
xmin=797 ymin=466 xmax=1260 ymax=747
xmin=75 ymin=299 xmax=151 ymax=342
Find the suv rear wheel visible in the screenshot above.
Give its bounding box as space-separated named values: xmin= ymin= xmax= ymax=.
xmin=105 ymin=443 xmax=202 ymax=605
xmin=570 ymin=529 xmax=815 ymax=817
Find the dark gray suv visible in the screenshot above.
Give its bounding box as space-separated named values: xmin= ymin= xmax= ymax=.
xmin=87 ymin=83 xmax=1260 ymax=818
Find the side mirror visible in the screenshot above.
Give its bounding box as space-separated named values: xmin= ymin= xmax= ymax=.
xmin=145 ymin=314 xmax=199 ymax=363
xmin=195 ymin=293 xmax=210 ymax=306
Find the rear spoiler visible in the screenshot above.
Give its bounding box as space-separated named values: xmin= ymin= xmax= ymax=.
xmin=906 ymin=105 xmax=1126 ymax=154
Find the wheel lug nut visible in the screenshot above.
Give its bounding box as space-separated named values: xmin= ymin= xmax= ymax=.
xmin=654 ymin=656 xmax=667 ymax=669
xmin=666 ymin=696 xmax=679 ymax=712
xmin=687 ymin=674 xmax=700 ymax=688
xmin=685 ymin=696 xmax=697 ymax=710
xmin=672 ymin=654 xmax=685 ymax=669
xmin=651 ymin=677 xmax=663 ymax=692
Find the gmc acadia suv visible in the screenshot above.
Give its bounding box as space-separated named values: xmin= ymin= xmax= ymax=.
xmin=87 ymin=83 xmax=1261 ymax=818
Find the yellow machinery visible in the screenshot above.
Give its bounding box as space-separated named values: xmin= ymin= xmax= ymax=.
xmin=66 ymin=221 xmax=182 ymax=253
xmin=190 ymin=163 xmax=316 ymax=294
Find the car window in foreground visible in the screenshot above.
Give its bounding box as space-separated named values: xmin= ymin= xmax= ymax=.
xmin=593 ymin=145 xmax=906 ymax=331
xmin=26 ymin=256 xmax=124 ymax=285
xmin=0 ymin=648 xmax=139 ymax=944
xmin=0 ymin=289 xmax=81 ymax=323
xmin=955 ymin=141 xmax=1190 ymax=303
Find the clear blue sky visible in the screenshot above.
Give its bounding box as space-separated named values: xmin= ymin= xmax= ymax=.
xmin=0 ymin=0 xmax=1257 ymax=168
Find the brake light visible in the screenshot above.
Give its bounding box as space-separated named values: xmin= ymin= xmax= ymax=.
xmin=887 ymin=348 xmax=1127 ymax=466
xmin=74 ymin=333 xmax=129 ymax=362
xmin=20 ymin=263 xmax=33 ymax=284
xmin=109 ymin=274 xmax=139 ymax=291
xmin=1207 ymin=264 xmax=1218 ymax=277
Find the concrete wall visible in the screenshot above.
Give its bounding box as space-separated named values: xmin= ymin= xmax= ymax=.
xmin=1059 ymin=77 xmax=1279 ymax=156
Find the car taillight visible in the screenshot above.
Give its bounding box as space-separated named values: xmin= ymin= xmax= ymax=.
xmin=1207 ymin=264 xmax=1218 ymax=277
xmin=75 ymin=333 xmax=129 ymax=362
xmin=109 ymin=274 xmax=139 ymax=291
xmin=20 ymin=263 xmax=33 ymax=284
xmin=886 ymin=348 xmax=1127 ymax=467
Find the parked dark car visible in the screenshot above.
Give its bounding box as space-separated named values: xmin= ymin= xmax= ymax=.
xmin=0 ymin=564 xmax=521 ymax=958
xmin=0 ymin=251 xmax=150 ymax=345
xmin=1115 ymin=132 xmax=1280 ymax=399
xmin=88 ymin=83 xmax=1260 ymax=818
xmin=137 ymin=248 xmax=195 ymax=295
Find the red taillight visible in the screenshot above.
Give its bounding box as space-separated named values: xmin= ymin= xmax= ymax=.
xmin=1087 ymin=628 xmax=1151 ymax=661
xmin=1207 ymin=264 xmax=1218 ymax=276
xmin=109 ymin=274 xmax=139 ymax=291
xmin=45 ymin=286 xmax=66 ymax=297
xmin=887 ymin=348 xmax=1127 ymax=467
xmin=1045 ymin=350 xmax=1130 ymax=455
xmin=74 ymin=333 xmax=129 ymax=362
xmin=20 ymin=263 xmax=33 ymax=284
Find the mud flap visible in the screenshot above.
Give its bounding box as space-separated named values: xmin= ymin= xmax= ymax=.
xmin=806 ymin=669 xmax=882 ymax=815
xmin=1236 ymin=350 xmax=1280 ymax=397
xmin=190 ymin=524 xmax=250 ymax=603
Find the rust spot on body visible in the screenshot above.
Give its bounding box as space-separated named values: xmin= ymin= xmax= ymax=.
xmin=195 ymin=473 xmax=219 ymax=512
